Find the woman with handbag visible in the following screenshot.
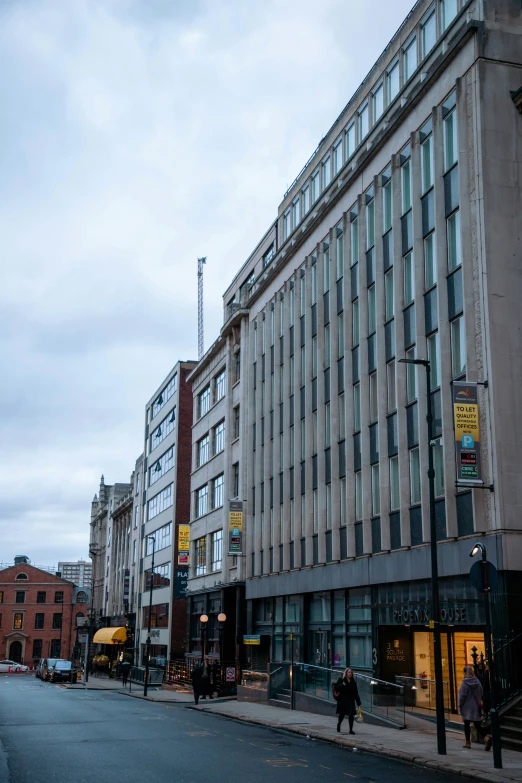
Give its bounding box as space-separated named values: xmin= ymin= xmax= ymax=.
xmin=333 ymin=668 xmax=361 ymax=734
xmin=458 ymin=666 xmax=492 ymax=751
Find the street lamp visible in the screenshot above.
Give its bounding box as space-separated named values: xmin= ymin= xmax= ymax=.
xmin=399 ymin=356 xmax=446 ymax=755
xmin=144 ymin=534 xmax=156 ymax=698
xmin=469 ymin=542 xmax=502 ymax=768
xmin=200 ymin=614 xmax=209 ymax=659
xmin=218 ymin=613 xmax=227 ymax=666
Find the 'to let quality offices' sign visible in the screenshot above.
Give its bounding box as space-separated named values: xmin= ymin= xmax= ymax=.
xmin=453 ymin=382 xmax=482 ymax=484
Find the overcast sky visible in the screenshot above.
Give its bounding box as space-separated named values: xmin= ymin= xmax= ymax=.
xmin=0 ymin=0 xmax=414 ymax=568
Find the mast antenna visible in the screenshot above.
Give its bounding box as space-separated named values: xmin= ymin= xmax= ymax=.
xmin=197 ymin=257 xmax=207 ymax=360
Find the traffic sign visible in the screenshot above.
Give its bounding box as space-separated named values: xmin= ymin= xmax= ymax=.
xmin=469 ymin=560 xmax=498 ymax=592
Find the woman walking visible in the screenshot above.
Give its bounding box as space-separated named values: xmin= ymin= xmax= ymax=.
xmin=333 ymin=668 xmax=361 ymax=734
xmin=458 ymin=665 xmax=492 ymax=751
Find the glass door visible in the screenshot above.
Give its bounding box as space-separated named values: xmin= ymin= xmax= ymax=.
xmin=309 ymin=630 xmax=331 ymax=666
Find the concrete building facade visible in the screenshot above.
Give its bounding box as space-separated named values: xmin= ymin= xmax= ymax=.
xmin=57 ymin=560 xmax=92 ymax=589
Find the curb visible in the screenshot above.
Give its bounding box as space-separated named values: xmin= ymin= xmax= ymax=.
xmin=191 ymin=706 xmax=518 ymax=783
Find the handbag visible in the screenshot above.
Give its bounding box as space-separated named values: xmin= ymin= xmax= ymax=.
xmin=332 ymin=684 xmax=340 ymax=701
xmin=355 ymin=705 xmax=363 ymax=723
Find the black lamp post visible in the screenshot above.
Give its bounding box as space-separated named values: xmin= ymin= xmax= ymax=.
xmin=399 ymin=357 xmax=446 ymax=755
xmin=470 ymin=542 xmax=502 ymax=768
xmin=200 ymin=614 xmax=209 ymax=659
xmin=144 ymin=534 xmax=156 ymax=698
xmin=218 ymin=613 xmax=227 ymax=665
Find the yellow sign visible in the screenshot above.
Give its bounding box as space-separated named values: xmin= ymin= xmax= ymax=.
xmin=178 ymin=524 xmax=190 ymax=551
xmin=453 ymin=403 xmax=479 ymax=440
xmin=229 ymin=510 xmax=243 ymax=532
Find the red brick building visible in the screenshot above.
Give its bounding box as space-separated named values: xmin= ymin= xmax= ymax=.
xmin=0 ymin=561 xmax=89 ymax=664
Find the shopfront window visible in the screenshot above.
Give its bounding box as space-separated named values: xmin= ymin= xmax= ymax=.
xmin=347 ymin=587 xmax=372 ymax=670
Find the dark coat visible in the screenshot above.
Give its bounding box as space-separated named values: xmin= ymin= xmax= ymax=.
xmin=335 ymin=676 xmax=361 ymax=716
xmin=458 ymin=676 xmax=483 ymax=722
xmin=191 ymin=665 xmax=203 ymax=691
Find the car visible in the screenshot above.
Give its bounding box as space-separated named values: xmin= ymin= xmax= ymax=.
xmin=40 ymin=658 xmax=60 ymax=681
xmin=0 ymin=660 xmax=29 ymax=673
xmin=49 ymin=660 xmax=73 ymax=683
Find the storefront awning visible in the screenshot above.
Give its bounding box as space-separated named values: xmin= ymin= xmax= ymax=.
xmin=92 ymin=627 xmax=127 ymax=645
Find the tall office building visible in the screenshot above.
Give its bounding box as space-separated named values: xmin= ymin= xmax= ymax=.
xmin=57 ymin=560 xmax=93 ymax=588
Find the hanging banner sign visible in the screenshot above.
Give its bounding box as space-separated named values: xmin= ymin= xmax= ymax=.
xmin=453 ymin=382 xmax=483 ymax=484
xmin=123 ymin=569 xmax=130 ymax=600
xmin=174 ymin=568 xmax=189 ymax=599
xmin=228 ymin=500 xmax=243 ymax=555
xmin=178 ymin=524 xmax=190 ymax=565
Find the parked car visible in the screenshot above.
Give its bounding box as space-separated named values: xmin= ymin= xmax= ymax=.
xmin=35 ymin=659 xmax=46 ymax=679
xmin=49 ymin=660 xmax=73 ymax=683
xmin=40 ymin=658 xmax=60 ymax=681
xmin=0 ymin=660 xmax=29 ymax=672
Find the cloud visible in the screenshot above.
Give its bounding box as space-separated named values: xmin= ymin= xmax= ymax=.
xmin=0 ymin=0 xmax=414 ymax=565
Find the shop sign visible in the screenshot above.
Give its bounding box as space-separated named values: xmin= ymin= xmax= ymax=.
xmin=123 ymin=569 xmax=130 ymax=600
xmin=453 ymin=382 xmax=483 ymax=484
xmin=228 ymin=500 xmax=243 ymax=555
xmin=243 ymin=635 xmax=261 ymax=645
xmin=178 ymin=524 xmax=190 ymax=565
xmin=392 ymin=605 xmax=468 ymax=624
xmin=174 ymin=568 xmax=188 ymax=599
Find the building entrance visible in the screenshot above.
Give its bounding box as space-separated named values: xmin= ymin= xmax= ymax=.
xmin=309 ymin=630 xmax=331 ymax=666
xmin=9 ymin=641 xmax=23 ymax=663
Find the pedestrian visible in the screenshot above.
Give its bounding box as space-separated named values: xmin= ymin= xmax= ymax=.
xmin=191 ymin=663 xmax=203 ymax=705
xmin=333 ymin=668 xmax=361 ymax=734
xmin=458 ymin=665 xmax=492 ymax=750
xmin=200 ymin=659 xmax=214 ymax=699
xmin=120 ymin=660 xmax=131 ymax=687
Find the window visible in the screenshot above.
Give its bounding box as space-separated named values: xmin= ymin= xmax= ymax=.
xmin=325 ymin=324 xmax=330 ymax=366
xmin=336 ymin=229 xmax=344 ymax=279
xmin=144 ymin=562 xmax=171 ymax=590
xmin=54 ymin=591 xmax=64 ymax=604
xmin=152 ymin=373 xmax=177 ymax=418
xmin=15 ymin=591 xmax=25 ymax=604
xmin=300 ymin=274 xmax=306 ymax=316
xmin=444 ymin=109 xmax=458 ymax=170
xmin=15 ymin=573 xmax=28 ymax=581
xmin=352 ymin=299 xmax=359 ymax=347
xmin=355 ymin=471 xmax=362 ymax=521
xmin=213 ymin=474 xmax=224 ymax=509
xmin=311 ymin=171 xmax=319 ymax=203
xmin=421 ymin=11 xmax=437 ymax=58
xmin=302 ymin=185 xmax=310 ymax=215
xmin=210 ymin=530 xmax=223 ymax=571
xmin=385 ymin=269 xmax=394 ymax=321
xmin=451 ymin=316 xmax=466 ymax=377
xmin=338 ymin=313 xmax=344 ymax=358
xmin=358 ymin=103 xmax=369 ymax=140
xmin=323 ymin=241 xmax=330 ymax=292
xmin=283 ymin=210 xmax=290 ymax=240
xmin=387 ymin=361 xmax=396 ymax=412
xmin=339 ymin=393 xmax=345 ymax=437
xmin=13 ymin=613 xmax=23 ymax=630
xmin=263 ymin=244 xmax=275 ymax=268
xmin=387 ymin=60 xmax=400 ymax=103
xmin=402 ymin=159 xmax=411 ymax=213
xmin=292 ymin=197 xmax=300 ymax=228
xmin=368 ymin=285 xmax=376 ymax=334
xmin=404 ymin=252 xmax=414 ymax=305
xmin=52 ymin=613 xmax=62 ymax=629
xmin=442 ymin=0 xmax=458 ymax=30
xmin=34 ymin=613 xmax=44 ymax=629
xmin=424 ymin=233 xmax=436 ymax=289
xmin=196 ymin=485 xmax=209 ymax=518
xmin=353 ymin=383 xmax=361 ymax=432
xmin=233 ymin=406 xmax=240 ymax=440
xmin=333 ymin=139 xmax=343 ymax=175
xmin=289 ymin=287 xmax=295 ymax=326
xmin=196 ymin=537 xmax=207 ymax=576
xmin=383 ymin=180 xmax=392 ymax=232
xmin=148 ymin=484 xmax=173 ymax=520
xmin=350 ymin=217 xmax=358 ymax=265
xmin=345 ymin=123 xmax=356 ymax=159
xmin=301 ymin=345 xmax=306 ymax=385
xmin=340 ymin=477 xmax=347 ymax=526
xmin=427 ymin=332 xmax=441 ymax=389
xmin=311 ymin=264 xmax=317 ymax=305
xmin=133 ymin=539 xmax=137 ymax=564
xmin=301 ymin=419 xmax=306 ymax=461
xmin=312 ymin=411 xmax=318 ymax=454
xmin=322 ymin=156 xmax=331 ymax=190
xmin=404 ymin=36 xmax=417 ymax=81
xmin=233 ymin=462 xmax=239 ymax=498
xmin=369 ymin=372 xmax=378 ymax=422
xmin=214 ymin=420 xmax=225 ymax=454
xmin=135 ymin=472 xmax=140 ymax=496
xmin=215 ymin=369 xmax=226 ymax=401
xmin=0 ymin=592 xmax=3 ymax=604
xmin=421 ymin=135 xmax=433 ymax=193
xmin=371 ymin=464 xmax=380 ymax=516
xmin=409 ymin=447 xmax=421 ymax=505
xmin=366 ymin=200 xmax=375 ymax=249
xmin=447 ymin=211 xmax=461 ymax=271
xmin=325 ymin=403 xmax=331 ymax=447
xmin=150 ymin=445 xmax=174 ymax=485
xmin=145 ymin=523 xmax=171 ymax=554
xmin=32 ymin=640 xmax=42 ymax=659
xmin=36 ymin=591 xmax=46 ymax=604
xmin=372 ymin=83 xmax=384 ymax=122
xmin=134 ymin=505 xmax=139 ymax=528
xmin=150 ymin=406 xmax=176 ymax=452
xmin=312 ymin=335 xmax=318 ymax=377
xmin=390 ymin=456 xmax=400 ymax=511
xmin=433 ymin=438 xmax=445 ymax=497
xmin=199 ymin=386 xmax=211 ymax=418
xmin=143 ymin=602 xmax=169 ymax=628
xmin=50 ymin=639 xmax=61 ymax=658
xmin=406 ymin=347 xmax=417 ymax=402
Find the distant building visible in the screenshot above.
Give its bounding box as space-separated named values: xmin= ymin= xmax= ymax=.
xmin=57 ymin=560 xmax=92 ymax=588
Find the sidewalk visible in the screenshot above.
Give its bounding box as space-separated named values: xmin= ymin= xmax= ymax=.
xmin=190 ymin=699 xmax=522 ymax=783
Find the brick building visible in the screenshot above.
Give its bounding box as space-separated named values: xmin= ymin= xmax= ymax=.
xmin=0 ymin=559 xmax=89 ymax=665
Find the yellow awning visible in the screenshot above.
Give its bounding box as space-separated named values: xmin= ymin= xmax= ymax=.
xmin=92 ymin=627 xmax=127 ymax=645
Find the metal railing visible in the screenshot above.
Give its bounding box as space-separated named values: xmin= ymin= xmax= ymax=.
xmin=293 ymin=663 xmax=405 ymax=728
xmin=495 ymin=632 xmax=522 ymax=708
xmin=396 ymin=676 xmax=450 ymax=717
xmin=269 ymin=662 xmax=290 ymax=700
xmin=131 ymin=665 xmax=164 ymax=685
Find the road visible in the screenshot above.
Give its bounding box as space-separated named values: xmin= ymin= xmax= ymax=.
xmin=0 ymin=676 xmax=462 ymax=783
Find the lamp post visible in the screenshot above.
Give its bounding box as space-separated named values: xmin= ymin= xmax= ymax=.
xmin=399 ymin=357 xmax=446 ymax=755
xmin=200 ymin=614 xmax=209 ymax=659
xmin=217 ymin=613 xmax=227 ymax=665
xmin=85 ymin=578 xmax=95 ymax=683
xmin=470 ymin=542 xmax=502 ymax=768
xmin=143 ymin=534 xmax=156 ymax=698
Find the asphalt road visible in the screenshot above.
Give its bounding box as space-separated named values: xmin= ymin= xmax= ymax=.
xmin=0 ymin=676 xmax=463 ymax=783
